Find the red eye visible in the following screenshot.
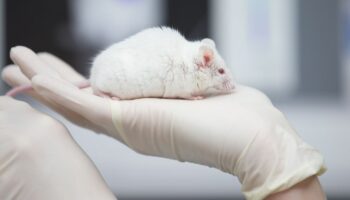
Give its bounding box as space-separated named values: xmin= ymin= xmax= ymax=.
xmin=218 ymin=68 xmax=225 ymax=74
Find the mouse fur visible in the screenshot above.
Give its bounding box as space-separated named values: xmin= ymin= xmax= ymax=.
xmin=90 ymin=26 xmax=235 ymax=100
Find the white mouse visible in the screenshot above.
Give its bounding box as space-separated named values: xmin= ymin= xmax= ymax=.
xmin=90 ymin=26 xmax=235 ymax=100
xmin=6 ymin=27 xmax=235 ymax=100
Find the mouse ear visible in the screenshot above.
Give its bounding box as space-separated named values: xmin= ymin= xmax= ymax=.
xmin=201 ymin=38 xmax=216 ymax=48
xmin=198 ymin=45 xmax=214 ymax=68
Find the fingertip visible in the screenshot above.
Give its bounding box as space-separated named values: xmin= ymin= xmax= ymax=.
xmin=9 ymin=46 xmax=38 ymax=79
xmin=10 ymin=45 xmax=32 ymax=51
xmin=1 ymin=65 xmax=31 ymax=87
xmin=1 ymin=65 xmax=14 ymax=81
xmin=10 ymin=45 xmax=32 ymax=59
xmin=9 ymin=46 xmax=62 ymax=80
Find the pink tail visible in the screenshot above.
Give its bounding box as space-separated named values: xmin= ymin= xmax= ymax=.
xmin=5 ymin=81 xmax=90 ymax=97
xmin=5 ymin=84 xmax=33 ymax=97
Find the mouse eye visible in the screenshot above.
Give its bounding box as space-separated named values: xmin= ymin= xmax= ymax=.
xmin=218 ymin=68 xmax=225 ymax=74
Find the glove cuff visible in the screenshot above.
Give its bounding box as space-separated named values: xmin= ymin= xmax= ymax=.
xmin=234 ymin=123 xmax=326 ymax=200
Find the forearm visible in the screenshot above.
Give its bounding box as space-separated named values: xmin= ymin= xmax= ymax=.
xmin=265 ymin=176 xmax=326 ymax=200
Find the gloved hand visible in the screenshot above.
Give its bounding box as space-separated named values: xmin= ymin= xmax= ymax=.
xmin=2 ymin=46 xmax=326 ymax=200
xmin=0 ymin=96 xmax=116 ymax=200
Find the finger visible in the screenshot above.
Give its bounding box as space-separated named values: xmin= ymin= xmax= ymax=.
xmin=1 ymin=65 xmax=61 ymax=108
xmin=3 ymin=62 xmax=92 ymax=96
xmin=31 ymin=74 xmax=111 ymax=126
xmin=1 ymin=65 xmax=90 ymax=126
xmin=10 ymin=46 xmax=60 ymax=79
xmin=37 ymin=52 xmax=87 ymax=83
xmin=1 ymin=65 xmax=95 ymax=131
xmin=2 ymin=65 xmax=31 ymax=87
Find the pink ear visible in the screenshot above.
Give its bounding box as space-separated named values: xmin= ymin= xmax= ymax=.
xmin=202 ymin=48 xmax=214 ymax=67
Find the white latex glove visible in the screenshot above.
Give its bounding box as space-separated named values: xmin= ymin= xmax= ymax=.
xmin=0 ymin=96 xmax=116 ymax=200
xmin=2 ymin=46 xmax=326 ymax=200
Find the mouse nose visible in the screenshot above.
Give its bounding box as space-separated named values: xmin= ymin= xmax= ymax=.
xmin=218 ymin=68 xmax=225 ymax=74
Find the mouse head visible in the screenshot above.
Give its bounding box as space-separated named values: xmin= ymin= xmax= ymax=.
xmin=193 ymin=38 xmax=235 ymax=95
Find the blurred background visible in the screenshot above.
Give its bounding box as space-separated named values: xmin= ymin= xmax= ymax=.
xmin=0 ymin=0 xmax=349 ymax=199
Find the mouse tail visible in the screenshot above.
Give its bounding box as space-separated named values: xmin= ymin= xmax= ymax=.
xmin=5 ymin=84 xmax=33 ymax=97
xmin=6 ymin=81 xmax=90 ymax=97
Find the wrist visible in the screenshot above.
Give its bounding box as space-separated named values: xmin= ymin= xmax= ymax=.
xmin=265 ymin=176 xmax=326 ymax=200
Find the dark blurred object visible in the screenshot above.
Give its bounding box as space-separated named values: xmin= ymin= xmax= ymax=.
xmin=298 ymin=0 xmax=341 ymax=97
xmin=5 ymin=0 xmax=74 ymax=67
xmin=166 ymin=0 xmax=209 ymax=40
xmin=5 ymin=0 xmax=209 ymax=76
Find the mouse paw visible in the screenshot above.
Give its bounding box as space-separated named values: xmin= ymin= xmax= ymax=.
xmin=94 ymin=90 xmax=115 ymax=99
xmin=111 ymin=96 xmax=120 ymax=100
xmin=189 ymin=95 xmax=203 ymax=100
